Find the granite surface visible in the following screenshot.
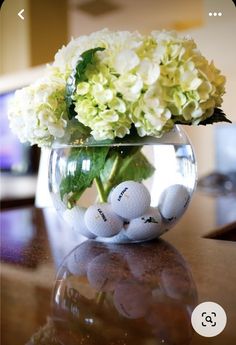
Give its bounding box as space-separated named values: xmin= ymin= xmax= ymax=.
xmin=1 ymin=191 xmax=236 ymax=345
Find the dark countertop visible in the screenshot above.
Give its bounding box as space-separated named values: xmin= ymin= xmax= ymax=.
xmin=1 ymin=191 xmax=236 ymax=345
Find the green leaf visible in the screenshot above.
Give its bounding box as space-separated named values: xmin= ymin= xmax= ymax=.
xmin=65 ymin=73 xmax=77 ymax=119
xmin=60 ymin=146 xmax=109 ymax=206
xmin=100 ymin=147 xmax=155 ymax=198
xmin=66 ymin=47 xmax=105 ymax=119
xmin=114 ymin=150 xmax=155 ymax=181
xmin=75 ymin=47 xmax=105 ymax=81
xmin=175 ymin=108 xmax=231 ymax=126
xmin=67 ymin=118 xmax=91 ymax=143
xmin=198 ymin=108 xmax=232 ymax=125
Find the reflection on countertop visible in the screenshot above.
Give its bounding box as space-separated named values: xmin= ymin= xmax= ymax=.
xmin=27 ymin=240 xmax=197 ymax=345
xmin=1 ymin=191 xmax=236 ymax=345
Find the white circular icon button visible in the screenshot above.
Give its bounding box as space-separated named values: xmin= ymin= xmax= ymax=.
xmin=191 ymin=302 xmax=227 ymax=337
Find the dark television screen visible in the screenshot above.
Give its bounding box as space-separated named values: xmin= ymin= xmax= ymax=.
xmin=0 ymin=91 xmax=39 ymax=174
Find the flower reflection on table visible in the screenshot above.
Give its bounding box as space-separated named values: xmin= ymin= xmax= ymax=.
xmin=27 ymin=240 xmax=198 ymax=345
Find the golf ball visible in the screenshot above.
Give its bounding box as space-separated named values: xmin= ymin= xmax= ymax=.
xmin=87 ymin=253 xmax=127 ymax=292
xmin=125 ymin=207 xmax=163 ymax=241
xmin=66 ymin=241 xmax=107 ymax=276
xmin=159 ymin=184 xmax=190 ymax=223
xmin=84 ymin=203 xmax=123 ymax=237
xmin=63 ymin=206 xmax=95 ymax=239
xmin=114 ymin=281 xmax=152 ymax=319
xmin=111 ymin=181 xmax=151 ymax=219
xmin=96 ymin=228 xmax=130 ymax=243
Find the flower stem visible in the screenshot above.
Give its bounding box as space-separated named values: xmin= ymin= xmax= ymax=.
xmin=104 ymin=155 xmax=121 ymax=198
xmin=96 ymin=291 xmax=106 ymax=306
xmin=94 ymin=176 xmax=106 ymax=203
xmin=108 ymin=155 xmax=120 ymax=183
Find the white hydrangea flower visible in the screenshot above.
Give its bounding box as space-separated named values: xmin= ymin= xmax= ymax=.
xmin=138 ymin=59 xmax=160 ymax=85
xmin=131 ymin=85 xmax=172 ymax=137
xmin=92 ymin=83 xmax=114 ymax=104
xmin=8 ymin=77 xmax=67 ymax=146
xmin=49 ymin=29 xmax=226 ymax=139
xmin=9 ymin=29 xmax=226 ymax=145
xmin=115 ymin=73 xmax=143 ymax=102
xmin=114 ymin=49 xmax=140 ymax=74
xmin=51 ymin=29 xmax=143 ymax=78
xmin=149 ymin=30 xmax=225 ymax=125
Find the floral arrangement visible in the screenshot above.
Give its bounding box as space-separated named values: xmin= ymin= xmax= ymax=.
xmin=8 ymin=29 xmax=231 ymax=232
xmin=9 ymin=29 xmax=230 ymax=147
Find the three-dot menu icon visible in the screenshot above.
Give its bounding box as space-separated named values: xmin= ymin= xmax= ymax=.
xmin=209 ymin=12 xmax=223 ymax=16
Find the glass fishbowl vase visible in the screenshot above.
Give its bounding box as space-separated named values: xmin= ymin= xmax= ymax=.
xmin=48 ymin=126 xmax=197 ymax=243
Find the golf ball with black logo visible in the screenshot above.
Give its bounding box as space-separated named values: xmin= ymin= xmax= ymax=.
xmin=63 ymin=206 xmax=95 ymax=239
xmin=111 ymin=181 xmax=151 ymax=219
xmin=159 ymin=184 xmax=190 ymax=223
xmin=125 ymin=207 xmax=163 ymax=241
xmin=96 ymin=228 xmax=130 ymax=243
xmin=84 ymin=203 xmax=123 ymax=237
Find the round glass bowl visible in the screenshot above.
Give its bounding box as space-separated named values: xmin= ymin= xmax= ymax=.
xmin=49 ymin=126 xmax=196 ymax=242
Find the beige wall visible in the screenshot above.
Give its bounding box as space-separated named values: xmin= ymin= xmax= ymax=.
xmin=183 ymin=0 xmax=236 ymax=176
xmin=29 ymin=0 xmax=68 ymax=66
xmin=0 ymin=0 xmax=68 ymax=75
xmin=0 ymin=0 xmax=30 ymax=74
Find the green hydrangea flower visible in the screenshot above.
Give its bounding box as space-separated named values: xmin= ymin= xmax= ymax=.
xmin=8 ymin=77 xmax=68 ymax=146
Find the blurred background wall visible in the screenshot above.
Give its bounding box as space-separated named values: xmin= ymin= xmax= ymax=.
xmin=0 ymin=0 xmax=68 ymax=73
